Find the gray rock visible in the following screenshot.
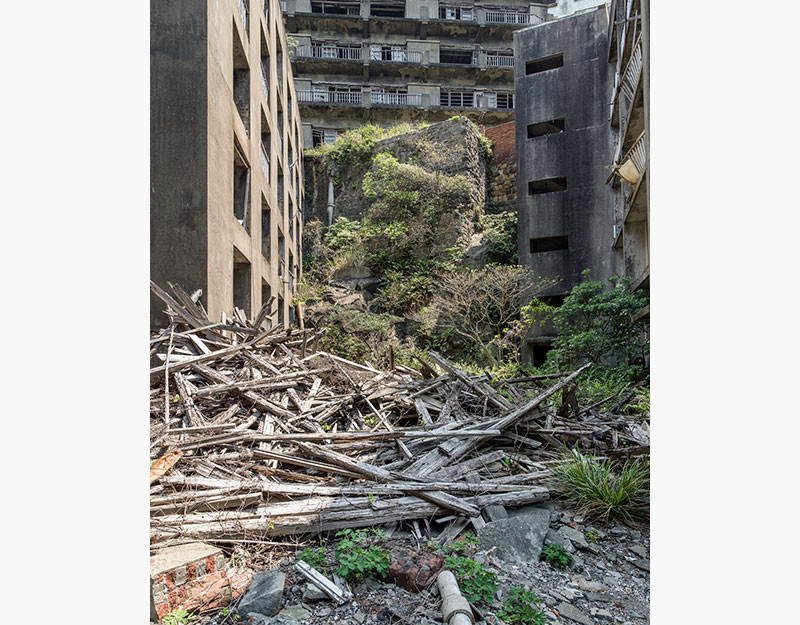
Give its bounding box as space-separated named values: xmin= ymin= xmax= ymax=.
xmin=573 ymin=576 xmax=607 ymax=592
xmin=278 ymin=605 xmax=311 ymax=621
xmin=317 ymin=608 xmax=331 ymax=618
xmin=584 ymin=591 xmax=610 ymax=602
xmin=247 ymin=615 xmax=297 ymax=625
xmin=332 ymin=265 xmax=373 ymax=280
xmin=545 ymin=528 xmax=575 ymax=553
xmin=587 ymin=543 xmax=602 ymax=556
xmin=609 ymin=525 xmax=628 ymax=536
xmin=478 ymin=508 xmax=550 ymax=564
xmin=590 ymin=607 xmax=614 ymax=619
xmin=352 ymin=610 xmax=366 ymax=623
xmin=629 ymin=544 xmax=648 ymax=559
xmin=301 ymin=583 xmax=329 ymax=603
xmin=558 ymin=526 xmax=589 ymax=550
xmin=484 ymin=504 xmax=509 ymax=522
xmin=629 ymin=530 xmax=641 ymax=540
xmin=567 ymin=553 xmax=584 ymax=571
xmin=632 ymin=558 xmax=650 ymax=572
xmin=555 ymin=602 xmax=594 ymax=625
xmin=237 ymin=569 xmax=286 ymax=617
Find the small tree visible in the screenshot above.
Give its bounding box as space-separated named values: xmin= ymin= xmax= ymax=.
xmin=430 ymin=264 xmax=553 ymax=368
xmin=547 ymin=271 xmax=648 ymax=371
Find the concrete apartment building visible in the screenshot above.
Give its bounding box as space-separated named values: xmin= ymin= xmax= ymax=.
xmin=280 ymin=0 xmax=554 ymax=148
xmin=513 ymin=5 xmax=616 ymax=364
xmin=151 ymin=0 xmax=305 ymax=329
xmin=607 ymin=0 xmax=649 ymax=322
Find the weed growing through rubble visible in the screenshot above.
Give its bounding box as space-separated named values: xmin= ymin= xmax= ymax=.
xmin=161 ymin=608 xmax=197 ymax=625
xmin=540 ymin=543 xmax=571 ymax=569
xmin=449 ymin=532 xmax=479 ymax=555
xmin=497 ymin=588 xmax=547 ymax=625
xmin=585 ymin=529 xmax=601 ymax=543
xmin=444 ymin=556 xmax=498 ymax=604
xmin=334 ymin=528 xmax=391 ymax=582
xmin=548 ymin=451 xmax=649 ymax=522
xmin=300 ymin=546 xmax=328 ymax=573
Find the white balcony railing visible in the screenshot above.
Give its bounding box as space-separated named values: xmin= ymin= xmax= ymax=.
xmin=485 ymin=11 xmax=531 ymax=24
xmin=295 ymin=44 xmax=362 ymax=60
xmin=619 ymin=34 xmax=643 ymax=103
xmin=297 ymin=90 xmax=363 ymax=104
xmin=487 ymin=54 xmax=514 ymax=68
xmin=261 ymin=143 xmax=270 ymax=180
xmin=371 ymin=91 xmax=421 ymax=106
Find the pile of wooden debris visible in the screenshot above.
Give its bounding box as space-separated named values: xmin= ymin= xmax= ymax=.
xmin=150 ymin=282 xmax=649 ymax=547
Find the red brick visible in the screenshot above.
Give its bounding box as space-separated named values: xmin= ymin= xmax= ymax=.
xmin=186 ymin=562 xmax=197 ymax=582
xmin=164 ymin=571 xmax=176 ymax=591
xmin=205 ymin=555 xmax=216 ymax=573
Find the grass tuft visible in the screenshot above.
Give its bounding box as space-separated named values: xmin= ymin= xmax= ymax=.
xmin=548 ymin=451 xmax=649 ymax=523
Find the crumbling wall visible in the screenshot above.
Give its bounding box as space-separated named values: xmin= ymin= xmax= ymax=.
xmin=484 ymin=121 xmax=517 ymax=213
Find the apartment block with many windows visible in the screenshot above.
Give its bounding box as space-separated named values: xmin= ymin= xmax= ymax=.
xmin=281 ymin=0 xmax=554 ymax=147
xmin=151 ymin=0 xmax=304 ymax=329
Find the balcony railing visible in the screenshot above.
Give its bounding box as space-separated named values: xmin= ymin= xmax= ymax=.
xmin=619 ymin=34 xmax=643 ymax=103
xmin=371 ymin=48 xmax=422 ymax=63
xmin=485 ymin=11 xmax=530 ymax=24
xmin=297 ymin=90 xmax=363 ymax=104
xmin=260 ymin=143 xmax=270 ymax=180
xmin=487 ymin=54 xmax=514 ymax=68
xmin=311 ymin=1 xmax=359 ymax=15
xmin=371 ymin=91 xmax=420 ymax=105
xmin=611 ymin=130 xmax=646 ymax=187
xmin=295 ymin=44 xmax=362 ymax=60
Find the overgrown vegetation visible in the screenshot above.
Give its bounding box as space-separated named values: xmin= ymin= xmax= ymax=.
xmin=444 ymin=555 xmax=498 ymax=604
xmin=161 ymin=609 xmax=197 ymax=625
xmin=548 ymin=451 xmax=650 ymax=523
xmin=299 ymin=545 xmax=327 ymax=573
xmin=497 ymin=587 xmax=547 ymax=625
xmin=334 ymin=528 xmax=391 ymax=582
xmin=540 ymin=543 xmax=571 ymax=568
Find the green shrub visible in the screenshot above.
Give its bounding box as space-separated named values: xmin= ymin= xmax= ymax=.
xmin=444 ymin=556 xmax=498 ymax=604
xmin=545 ymin=271 xmax=649 ymax=371
xmin=161 ymin=609 xmax=197 ymax=625
xmin=299 ymin=546 xmax=327 ymax=573
xmin=325 ymin=216 xmax=363 ymax=250
xmin=548 ymin=451 xmax=649 ymax=522
xmin=540 ymin=543 xmax=571 ymax=568
xmin=497 ymin=588 xmax=547 ymax=625
xmin=334 ymin=528 xmax=390 ymax=582
xmin=478 ymin=210 xmax=518 ymax=264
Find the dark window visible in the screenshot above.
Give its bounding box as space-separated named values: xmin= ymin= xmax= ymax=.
xmin=439 ymin=48 xmax=474 ymax=65
xmin=261 ymin=280 xmax=273 ymax=329
xmin=530 ymin=236 xmax=569 ymax=253
xmin=311 ymin=1 xmax=360 ymax=15
xmin=528 ymin=177 xmax=567 ymax=195
xmin=528 ymin=118 xmax=565 ymax=138
xmin=233 ymin=249 xmax=251 ymax=316
xmin=277 ymin=170 xmax=284 ymax=214
xmin=525 ymin=53 xmax=563 ymax=75
xmin=278 ymin=295 xmax=285 ymax=326
xmin=233 ymin=143 xmax=250 ymax=230
xmin=371 ymin=2 xmax=405 ymax=17
xmin=233 ymin=27 xmax=250 ymax=132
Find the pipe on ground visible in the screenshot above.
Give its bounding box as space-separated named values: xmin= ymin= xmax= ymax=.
xmin=437 ymin=570 xmax=474 ymax=625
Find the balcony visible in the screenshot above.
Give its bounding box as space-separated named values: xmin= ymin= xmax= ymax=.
xmin=296 ymin=43 xmax=362 ymax=60
xmin=310 ymin=0 xmax=359 ymax=15
xmin=609 ymin=130 xmax=646 ymax=193
xmin=486 ymin=54 xmax=514 ymax=68
xmin=618 ymin=34 xmax=643 ymax=105
xmin=298 ymin=90 xmax=363 ymax=104
xmin=371 ymin=91 xmax=420 ymax=106
xmin=485 ymin=11 xmax=532 ymax=25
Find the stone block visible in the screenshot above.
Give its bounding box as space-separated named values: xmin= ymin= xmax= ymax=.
xmin=237 ymin=569 xmax=286 ymax=617
xmin=477 ymin=508 xmax=550 ymax=564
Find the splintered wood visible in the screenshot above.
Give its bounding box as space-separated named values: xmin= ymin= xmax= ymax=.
xmin=150 ymin=282 xmax=649 ymax=546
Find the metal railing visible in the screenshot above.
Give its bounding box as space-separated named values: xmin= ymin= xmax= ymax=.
xmin=371 ymin=48 xmax=422 ymax=63
xmin=485 ymin=11 xmax=531 ymax=24
xmin=297 ymin=90 xmax=363 ymax=104
xmin=619 ymin=34 xmax=643 ymax=103
xmin=407 ymin=50 xmax=423 ymax=63
xmin=370 ymin=91 xmax=420 ymax=106
xmin=261 ymin=143 xmax=270 ymax=180
xmin=295 ymin=44 xmax=362 ymax=60
xmin=487 ymin=54 xmax=514 ymax=68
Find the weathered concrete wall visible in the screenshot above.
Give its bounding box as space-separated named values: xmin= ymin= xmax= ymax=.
xmin=150 ymin=0 xmax=209 ymax=329
xmin=514 ymin=7 xmax=616 ymax=296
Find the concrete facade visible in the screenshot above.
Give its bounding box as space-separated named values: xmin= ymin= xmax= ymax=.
xmin=281 ymin=0 xmax=556 ymax=148
xmin=547 ymin=0 xmax=606 ymax=19
xmin=513 ymin=6 xmax=616 ymax=363
xmin=151 ymin=0 xmax=304 ymax=329
xmin=607 ymin=0 xmax=649 ymax=321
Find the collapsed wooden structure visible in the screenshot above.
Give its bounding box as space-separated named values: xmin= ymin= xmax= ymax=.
xmin=150 ymin=282 xmax=649 ymax=546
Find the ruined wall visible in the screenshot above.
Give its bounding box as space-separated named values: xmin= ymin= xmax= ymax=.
xmin=306 ymin=117 xmax=489 ymax=255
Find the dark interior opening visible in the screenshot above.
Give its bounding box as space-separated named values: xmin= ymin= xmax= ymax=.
xmin=530 ymin=235 xmax=569 ymax=253
xmin=532 ymin=343 xmax=552 ymax=367
xmin=370 ymin=2 xmax=406 ymax=17
xmin=261 ymin=196 xmax=271 ymax=260
xmin=261 ymin=279 xmax=272 ymax=329
xmin=233 ymin=143 xmax=250 ymax=229
xmin=528 ymin=177 xmax=567 ymax=195
xmin=232 ymin=27 xmax=250 ymax=132
xmin=440 ymin=49 xmax=474 ymax=65
xmin=525 ymin=53 xmax=564 ymax=75
xmin=233 ymin=249 xmax=251 ymax=316
xmin=541 ymin=294 xmax=567 ymax=307
xmin=527 ymin=118 xmax=565 ymax=138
